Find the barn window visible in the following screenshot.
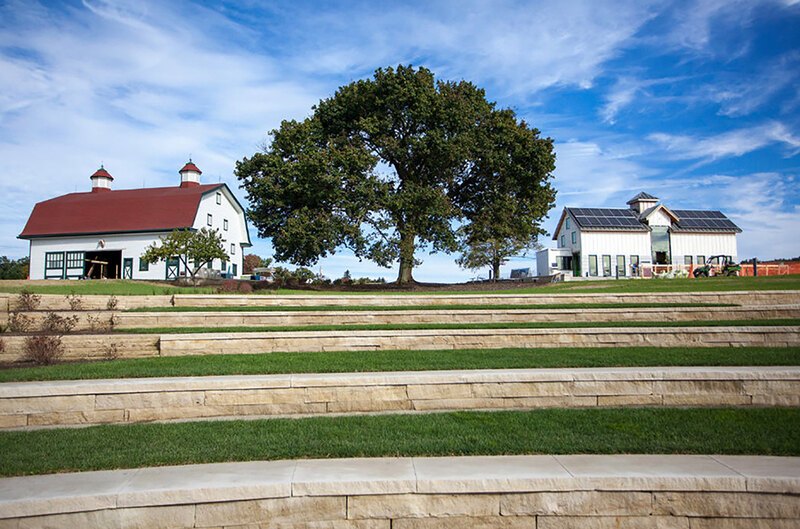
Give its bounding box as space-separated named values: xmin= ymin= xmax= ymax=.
xmin=560 ymin=235 xmax=565 ymax=247
xmin=139 ymin=259 xmax=149 ymax=272
xmin=45 ymin=252 xmax=64 ymax=270
xmin=230 ymin=243 xmax=235 ymax=255
xmin=207 ymin=214 xmax=213 ymax=226
xmin=66 ymin=252 xmax=84 ymax=269
xmin=589 ymin=255 xmax=598 ymax=276
xmin=223 ymin=219 xmax=228 ymax=231
xmin=216 ymin=192 xmax=222 ymax=205
xmin=697 ymin=255 xmax=705 ymax=265
xmin=571 ymin=232 xmax=576 ymax=244
xmin=566 ymin=218 xmax=571 ymax=230
xmin=602 ymin=255 xmax=612 ymax=276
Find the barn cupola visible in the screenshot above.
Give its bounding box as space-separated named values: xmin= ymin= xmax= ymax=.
xmin=179 ymin=159 xmax=202 ymax=188
xmin=90 ymin=165 xmax=114 ymax=193
xmin=626 ymin=192 xmax=659 ymax=214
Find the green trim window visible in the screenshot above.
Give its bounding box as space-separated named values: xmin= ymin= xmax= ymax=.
xmin=571 ymin=231 xmax=576 ymax=244
xmin=602 ymin=255 xmax=612 ymax=277
xmin=223 ymin=219 xmax=229 ymax=231
xmin=560 ymin=234 xmax=565 ymax=247
xmin=565 ymin=218 xmax=571 ymax=230
xmin=66 ymin=252 xmax=83 ymax=269
xmin=617 ymin=255 xmax=626 ymax=276
xmin=630 ymin=255 xmax=640 ymax=275
xmin=139 ymin=259 xmax=149 ymax=272
xmin=45 ymin=252 xmax=65 ymax=279
xmin=207 ymin=213 xmax=213 ymax=226
xmin=684 ymin=255 xmax=693 ymax=265
xmin=698 ymin=255 xmax=706 ymax=265
xmin=588 ymin=255 xmax=598 ymax=276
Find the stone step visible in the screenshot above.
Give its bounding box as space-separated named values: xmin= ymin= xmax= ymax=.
xmin=2 ymin=326 xmax=798 ymax=364
xmin=3 ymin=289 xmax=800 ymax=311
xmin=13 ymin=304 xmax=800 ymax=330
xmin=0 ymin=455 xmax=798 ymax=527
xmin=1 ymin=366 xmax=797 ymax=429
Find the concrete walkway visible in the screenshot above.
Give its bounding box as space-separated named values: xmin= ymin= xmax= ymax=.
xmin=1 ymin=455 xmax=798 ymax=518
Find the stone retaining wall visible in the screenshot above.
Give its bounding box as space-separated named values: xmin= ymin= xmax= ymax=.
xmin=1 ymin=326 xmax=797 ymax=364
xmin=0 ymin=455 xmax=797 ymax=528
xmin=1 ymin=367 xmax=797 ymax=428
xmin=11 ymin=304 xmax=800 ymax=330
xmin=3 ymin=290 xmax=800 ymax=312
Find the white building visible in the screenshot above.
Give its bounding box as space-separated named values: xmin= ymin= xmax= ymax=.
xmin=19 ymin=161 xmax=252 ymax=280
xmin=537 ymin=192 xmax=741 ymax=278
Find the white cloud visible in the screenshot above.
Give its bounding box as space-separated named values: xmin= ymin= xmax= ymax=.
xmin=648 ymin=122 xmax=800 ymax=162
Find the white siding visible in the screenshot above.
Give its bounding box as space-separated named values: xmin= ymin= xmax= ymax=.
xmin=579 ymin=231 xmax=650 ymax=277
xmin=192 ymin=187 xmax=249 ymax=277
xmin=647 ymin=209 xmax=673 ymax=227
xmin=671 ymin=233 xmax=737 ymax=264
xmin=29 ymin=233 xmax=173 ymax=281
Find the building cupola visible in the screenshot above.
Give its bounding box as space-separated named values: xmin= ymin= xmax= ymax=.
xmin=179 ymin=159 xmax=202 ymax=188
xmin=626 ymin=192 xmax=659 ymax=214
xmin=90 ymin=165 xmax=113 ymax=193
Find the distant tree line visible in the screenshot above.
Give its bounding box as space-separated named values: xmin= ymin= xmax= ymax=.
xmin=0 ymin=256 xmax=29 ymax=279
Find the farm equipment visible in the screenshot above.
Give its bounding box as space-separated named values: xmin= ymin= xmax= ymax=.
xmin=693 ymin=255 xmax=741 ymax=277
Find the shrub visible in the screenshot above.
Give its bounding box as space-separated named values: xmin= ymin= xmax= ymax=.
xmin=103 ymin=342 xmax=120 ymax=361
xmin=8 ymin=312 xmax=34 ymax=333
xmin=106 ymin=295 xmax=119 ymax=311
xmin=65 ymin=293 xmax=84 ymax=311
xmin=40 ymin=313 xmax=79 ymax=334
xmin=218 ymin=280 xmax=253 ymax=293
xmin=23 ymin=335 xmax=64 ymax=365
xmin=0 ymin=338 xmax=5 ymax=354
xmin=16 ymin=290 xmax=41 ymax=311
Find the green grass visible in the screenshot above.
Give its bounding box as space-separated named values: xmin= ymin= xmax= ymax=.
xmin=126 ymin=302 xmax=736 ymax=312
xmin=115 ymin=318 xmax=800 ymax=335
xmin=1 ymin=407 xmax=797 ymax=476
xmin=1 ymin=346 xmax=797 ymax=383
xmin=0 ymin=280 xmax=214 ymax=296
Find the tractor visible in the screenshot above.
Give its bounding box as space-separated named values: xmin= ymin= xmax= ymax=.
xmin=692 ymin=255 xmax=741 ymax=277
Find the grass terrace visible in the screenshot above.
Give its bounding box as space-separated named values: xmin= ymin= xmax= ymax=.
xmin=1 ymin=407 xmax=798 ymax=477
xmin=0 ymin=346 xmax=798 ymax=382
xmin=113 ymin=318 xmax=800 ymax=335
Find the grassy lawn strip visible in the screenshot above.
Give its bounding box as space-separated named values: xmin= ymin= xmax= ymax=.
xmin=0 ymin=280 xmax=213 ymax=296
xmin=1 ymin=408 xmax=798 ymax=476
xmin=126 ymin=302 xmax=737 ymax=312
xmin=116 ymin=318 xmax=800 ymax=334
xmin=1 ymin=347 xmax=797 ymax=382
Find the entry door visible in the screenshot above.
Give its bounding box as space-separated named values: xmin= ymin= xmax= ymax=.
xmin=123 ymin=258 xmax=133 ymax=279
xmin=166 ymin=257 xmax=179 ymax=280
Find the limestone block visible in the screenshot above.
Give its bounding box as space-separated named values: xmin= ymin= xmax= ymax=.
xmin=471 ymin=382 xmax=571 ymax=398
xmin=0 ymin=395 xmax=95 ymax=414
xmin=538 ymin=516 xmax=689 ymax=529
xmin=229 ymin=402 xmax=328 ymax=416
xmin=653 ymin=492 xmax=800 ymax=518
xmin=195 ymin=497 xmax=346 ymax=527
xmin=304 ymin=386 xmax=408 ymax=404
xmin=27 ymin=409 xmax=124 ymax=426
xmin=16 ymin=509 xmax=118 ymax=529
xmin=118 ymin=505 xmax=196 ymax=529
xmin=688 ymin=518 xmax=800 ymax=528
xmin=269 ymin=521 xmax=390 ymax=529
xmin=392 ymin=516 xmax=533 ymax=529
xmin=572 ymin=380 xmax=654 ymax=396
xmin=347 ymin=494 xmax=499 ymax=520
xmin=653 ymin=381 xmax=745 ymax=395
xmin=751 ymin=395 xmax=800 ymax=406
xmin=0 ymin=519 xmax=18 ymax=529
xmin=326 ymin=399 xmax=412 ymax=413
xmin=0 ymin=415 xmax=28 ymax=428
xmin=661 ymin=394 xmax=752 ymax=406
xmin=598 ymin=395 xmax=663 ymax=406
xmin=411 ymin=396 xmax=596 ymax=411
xmin=500 ymin=491 xmax=652 ymax=516
xmin=406 ymin=384 xmax=473 ymax=401
xmin=205 ymin=389 xmax=305 ymax=406
xmin=95 ymin=391 xmax=205 ymax=410
xmin=743 ymin=380 xmax=800 ymax=396
xmin=126 ymin=405 xmax=234 ymax=422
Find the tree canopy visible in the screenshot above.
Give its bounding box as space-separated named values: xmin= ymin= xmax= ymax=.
xmin=141 ymin=228 xmax=227 ymax=283
xmin=237 ymin=65 xmax=556 ymax=283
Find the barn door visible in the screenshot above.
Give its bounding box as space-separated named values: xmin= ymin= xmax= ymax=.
xmin=123 ymin=258 xmax=133 ymax=279
xmin=166 ymin=257 xmax=179 ymax=280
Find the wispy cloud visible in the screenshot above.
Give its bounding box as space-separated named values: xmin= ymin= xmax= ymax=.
xmin=648 ymin=122 xmax=800 ymax=162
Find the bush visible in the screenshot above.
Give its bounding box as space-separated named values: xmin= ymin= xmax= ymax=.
xmin=217 ymin=280 xmax=253 ymax=294
xmin=23 ymin=335 xmax=64 ymax=365
xmin=106 ymin=295 xmax=119 ymax=311
xmin=103 ymin=342 xmax=120 ymax=361
xmin=40 ymin=313 xmax=79 ymax=334
xmin=8 ymin=312 xmax=34 ymax=333
xmin=65 ymin=293 xmax=84 ymax=311
xmin=16 ymin=290 xmax=41 ymax=311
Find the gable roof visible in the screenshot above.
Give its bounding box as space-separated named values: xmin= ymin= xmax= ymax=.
xmin=19 ymin=184 xmax=225 ymax=239
xmin=638 ymin=203 xmax=680 ymax=223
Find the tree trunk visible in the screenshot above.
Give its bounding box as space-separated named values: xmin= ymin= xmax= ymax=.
xmin=492 ymin=251 xmax=501 ymax=282
xmin=397 ymin=230 xmax=415 ymax=284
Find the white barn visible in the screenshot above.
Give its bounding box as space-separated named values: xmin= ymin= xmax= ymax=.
xmin=537 ymin=192 xmax=741 ymax=278
xmin=19 ymin=161 xmax=252 ymax=280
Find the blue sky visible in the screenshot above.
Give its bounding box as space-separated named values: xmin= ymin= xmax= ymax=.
xmin=1 ymin=0 xmax=799 ymax=282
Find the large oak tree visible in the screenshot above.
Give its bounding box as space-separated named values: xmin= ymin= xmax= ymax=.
xmin=236 ymin=65 xmax=556 ymax=284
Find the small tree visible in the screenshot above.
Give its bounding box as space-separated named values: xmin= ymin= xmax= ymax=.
xmin=243 ymin=254 xmax=274 ymax=274
xmin=141 ymin=228 xmax=227 ymax=284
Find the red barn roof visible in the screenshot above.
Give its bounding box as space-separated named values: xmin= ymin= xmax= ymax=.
xmin=90 ymin=167 xmax=114 ymax=180
xmin=19 ymin=184 xmax=224 ymax=239
xmin=179 ymin=161 xmax=202 ymax=174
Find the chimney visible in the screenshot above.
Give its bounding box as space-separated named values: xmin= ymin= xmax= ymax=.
xmin=179 ymin=159 xmax=202 ymax=188
xmin=90 ymin=165 xmax=114 ymax=193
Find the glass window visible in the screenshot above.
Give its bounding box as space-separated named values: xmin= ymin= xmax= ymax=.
xmin=216 ymin=192 xmax=222 ymax=205
xmin=617 ymin=255 xmax=626 ymax=276
xmin=589 ymin=255 xmax=598 ymax=276
xmin=602 ymin=255 xmax=612 ymax=276
xmin=571 ymin=231 xmax=576 ymax=244
xmin=630 ymin=255 xmax=639 ymax=275
xmin=45 ymin=252 xmax=64 ymax=269
xmin=230 ymin=243 xmax=235 ymax=255
xmin=207 ymin=213 xmax=213 ymax=226
xmin=66 ymin=251 xmax=83 ymax=269
xmin=698 ymin=255 xmax=706 ymax=265
xmin=223 ymin=219 xmax=229 ymax=231
xmin=560 ymin=234 xmax=565 ymax=247
xmin=566 ymin=218 xmax=571 ymax=230
xmin=684 ymin=255 xmax=693 ymax=265
xmin=139 ymin=259 xmax=149 ymax=272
